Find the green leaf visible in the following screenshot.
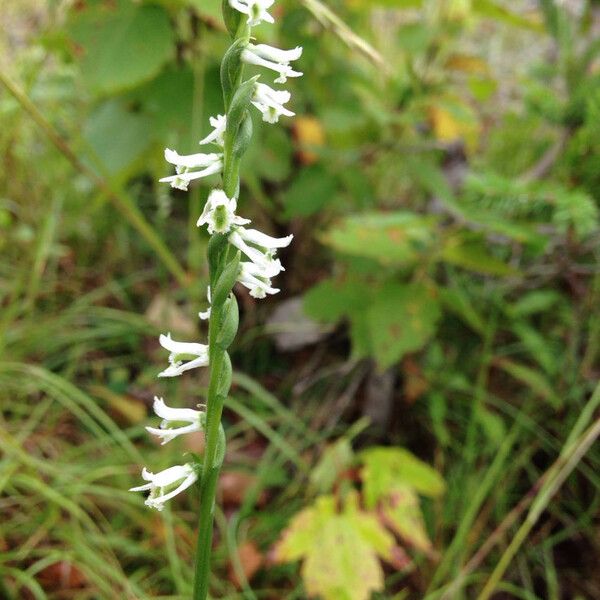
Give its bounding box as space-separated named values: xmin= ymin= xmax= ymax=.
xmin=275 ymin=494 xmax=395 ymax=600
xmin=68 ymin=0 xmax=175 ymax=96
xmin=322 ymin=212 xmax=437 ymax=265
xmin=441 ymin=235 xmax=517 ymax=276
xmin=366 ymin=282 xmax=441 ymax=369
xmin=310 ymin=438 xmax=354 ymax=494
xmin=359 ymin=448 xmax=445 ymax=552
xmin=283 ymin=165 xmax=338 ymax=218
xmin=378 ymin=485 xmax=433 ymax=552
xmin=439 ymin=285 xmax=486 ymax=335
xmin=303 ymin=277 xmax=367 ymax=323
xmin=496 ymin=358 xmax=561 ymax=408
xmin=360 ymin=447 xmax=446 ymax=503
xmin=473 ymin=0 xmax=544 ymax=31
xmin=83 ymin=99 xmax=153 ymax=180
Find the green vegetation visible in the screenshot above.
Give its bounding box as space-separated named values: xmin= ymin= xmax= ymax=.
xmin=1 ymin=0 xmax=599 ymax=598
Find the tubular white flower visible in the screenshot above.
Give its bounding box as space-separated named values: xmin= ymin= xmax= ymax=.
xmin=249 ymin=43 xmax=302 ymax=64
xmin=198 ymin=286 xmax=211 ymax=321
xmin=251 ymin=82 xmax=294 ymax=124
xmin=242 ymin=46 xmax=303 ymax=84
xmin=130 ymin=464 xmax=198 ymax=511
xmin=229 ymin=0 xmax=274 ymax=26
xmin=145 ymin=396 xmax=203 ymax=445
xmin=199 ymin=114 xmax=227 ymax=147
xmin=159 ymin=149 xmax=223 ymax=191
xmin=158 ymin=333 xmax=209 ymax=377
xmin=197 ymin=189 xmax=251 ymax=234
xmin=229 ymin=226 xmax=291 ymax=275
xmin=238 ymin=261 xmax=280 ymax=298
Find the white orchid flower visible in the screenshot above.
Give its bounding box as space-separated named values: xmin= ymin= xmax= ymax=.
xmin=238 ymin=261 xmax=280 ymax=298
xmin=199 ymin=286 xmax=211 ymax=321
xmin=130 ymin=464 xmax=198 ymax=511
xmin=197 ymin=189 xmax=251 ymax=234
xmin=251 ymin=82 xmax=294 ymax=124
xmin=229 ymin=0 xmax=274 ymax=26
xmin=158 ymin=333 xmax=209 ymax=377
xmin=199 ymin=114 xmax=227 ymax=147
xmin=242 ymin=45 xmax=303 ymax=84
xmin=145 ymin=396 xmax=204 ymax=445
xmin=229 ymin=226 xmax=292 ymax=275
xmin=159 ymin=149 xmax=223 ymax=191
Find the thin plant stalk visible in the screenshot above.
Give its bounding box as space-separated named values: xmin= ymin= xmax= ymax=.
xmin=193 ymin=20 xmax=250 ymax=600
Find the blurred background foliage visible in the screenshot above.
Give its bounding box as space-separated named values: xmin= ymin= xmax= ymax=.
xmin=1 ymin=0 xmax=599 ymax=598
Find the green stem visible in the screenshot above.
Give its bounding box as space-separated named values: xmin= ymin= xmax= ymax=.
xmin=193 ymin=296 xmax=227 ymax=600
xmin=192 ymin=17 xmax=251 ymax=600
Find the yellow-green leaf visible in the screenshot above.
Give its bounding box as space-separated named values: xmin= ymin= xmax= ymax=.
xmin=380 ymin=485 xmax=432 ymax=552
xmin=360 ymin=447 xmax=446 ymax=503
xmin=275 ymin=494 xmax=396 ymax=600
xmin=321 ymin=212 xmax=437 ymax=266
xmin=366 ymin=283 xmax=441 ymax=369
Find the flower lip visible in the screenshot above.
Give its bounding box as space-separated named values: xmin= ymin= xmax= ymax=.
xmin=164 ymin=149 xmax=222 ymax=169
xmin=130 ymin=464 xmax=199 ymax=511
xmin=251 ymin=82 xmax=295 ymax=123
xmin=199 ymin=114 xmax=227 ymax=147
xmin=242 ymin=49 xmax=303 ymax=84
xmin=229 ymin=0 xmax=274 ymax=26
xmin=158 ymin=333 xmax=209 ymax=377
xmin=197 ymin=189 xmax=251 ymax=234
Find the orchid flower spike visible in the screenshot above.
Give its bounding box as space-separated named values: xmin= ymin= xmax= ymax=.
xmin=199 ymin=286 xmax=211 ymax=321
xmin=158 ymin=333 xmax=209 ymax=377
xmin=251 ymin=82 xmax=294 ymax=124
xmin=160 ymin=149 xmax=223 ymax=191
xmin=197 ymin=189 xmax=251 ymax=234
xmin=130 ymin=464 xmax=198 ymax=511
xmin=145 ymin=396 xmax=204 ymax=445
xmin=199 ymin=114 xmax=227 ymax=148
xmin=242 ymin=44 xmax=303 ymax=84
xmin=229 ymin=0 xmax=274 ymax=26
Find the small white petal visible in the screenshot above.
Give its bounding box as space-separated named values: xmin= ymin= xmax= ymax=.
xmin=146 ymin=471 xmax=198 ymax=509
xmin=152 ymin=396 xmax=201 ymax=423
xmin=199 ymin=114 xmax=227 ymax=147
xmin=146 ymin=422 xmax=201 ymax=445
xmin=159 ymin=333 xmax=208 ymax=358
xmin=164 ymin=149 xmax=222 ymax=169
xmin=238 ymin=227 xmax=293 ymax=249
xmin=249 ymin=43 xmax=303 ymax=63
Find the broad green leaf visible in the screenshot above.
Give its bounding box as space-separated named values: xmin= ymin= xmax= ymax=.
xmin=83 ymin=100 xmax=153 ymax=180
xmin=68 ymin=0 xmax=175 ymax=95
xmin=283 ymin=165 xmax=338 ymax=218
xmin=322 ymin=212 xmax=437 ymax=265
xmin=366 ymin=282 xmax=441 ymax=368
xmin=359 ymin=448 xmax=444 ymax=552
xmin=310 ymin=438 xmax=354 ymax=494
xmin=473 ymin=0 xmax=543 ymax=31
xmin=303 ymin=277 xmax=368 ymax=323
xmin=275 ymin=494 xmax=395 ymax=600
xmin=360 ymin=447 xmax=446 ymax=503
xmin=379 ymin=485 xmax=432 ymax=552
xmin=441 ymin=236 xmax=517 ymax=276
